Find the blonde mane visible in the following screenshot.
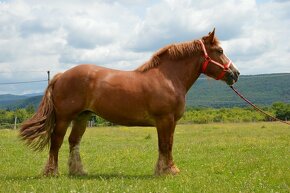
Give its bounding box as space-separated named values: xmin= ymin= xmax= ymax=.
xmin=135 ymin=40 xmax=199 ymax=72
xmin=135 ymin=36 xmax=219 ymax=72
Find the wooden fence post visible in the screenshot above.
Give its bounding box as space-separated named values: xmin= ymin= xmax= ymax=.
xmin=14 ymin=116 xmax=17 ymax=129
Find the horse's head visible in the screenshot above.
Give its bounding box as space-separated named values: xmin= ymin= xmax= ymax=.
xmin=199 ymin=28 xmax=240 ymax=85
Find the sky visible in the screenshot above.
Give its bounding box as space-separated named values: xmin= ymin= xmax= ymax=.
xmin=0 ymin=0 xmax=290 ymax=95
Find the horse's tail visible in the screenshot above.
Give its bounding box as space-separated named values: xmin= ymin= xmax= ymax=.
xmin=19 ymin=73 xmax=62 ymax=151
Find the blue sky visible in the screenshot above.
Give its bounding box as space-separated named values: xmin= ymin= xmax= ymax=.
xmin=0 ymin=0 xmax=290 ymax=94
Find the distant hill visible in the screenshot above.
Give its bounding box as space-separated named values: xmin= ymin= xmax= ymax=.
xmin=0 ymin=95 xmax=42 ymax=110
xmin=187 ymin=73 xmax=290 ymax=107
xmin=0 ymin=73 xmax=289 ymax=110
xmin=0 ymin=94 xmax=29 ymax=102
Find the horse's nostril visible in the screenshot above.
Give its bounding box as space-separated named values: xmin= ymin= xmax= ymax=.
xmin=230 ymin=72 xmax=239 ymax=82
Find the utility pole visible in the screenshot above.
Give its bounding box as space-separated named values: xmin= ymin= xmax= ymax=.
xmin=47 ymin=70 xmax=50 ymax=84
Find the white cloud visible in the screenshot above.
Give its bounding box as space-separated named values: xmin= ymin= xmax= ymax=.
xmin=0 ymin=0 xmax=289 ymax=94
xmin=222 ymin=0 xmax=290 ymax=74
xmin=59 ymin=44 xmax=151 ymax=70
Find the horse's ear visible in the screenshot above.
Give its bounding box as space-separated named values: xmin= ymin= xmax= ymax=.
xmin=208 ymin=28 xmax=215 ymax=44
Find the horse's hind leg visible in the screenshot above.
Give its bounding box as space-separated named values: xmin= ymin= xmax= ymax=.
xmin=68 ymin=111 xmax=91 ymax=176
xmin=43 ymin=119 xmax=70 ymax=176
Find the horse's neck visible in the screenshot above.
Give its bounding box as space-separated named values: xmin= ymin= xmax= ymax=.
xmin=158 ymin=56 xmax=202 ymax=93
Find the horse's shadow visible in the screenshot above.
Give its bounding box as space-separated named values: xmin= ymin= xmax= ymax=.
xmin=2 ymin=173 xmax=154 ymax=181
xmin=70 ymin=173 xmax=154 ymax=180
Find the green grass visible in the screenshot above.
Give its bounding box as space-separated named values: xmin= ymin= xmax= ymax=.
xmin=0 ymin=122 xmax=289 ymax=192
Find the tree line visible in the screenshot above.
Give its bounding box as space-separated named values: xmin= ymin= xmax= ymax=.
xmin=0 ymin=102 xmax=289 ymax=129
xmin=180 ymin=102 xmax=289 ymax=124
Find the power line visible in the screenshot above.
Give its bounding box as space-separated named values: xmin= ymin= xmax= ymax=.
xmin=238 ymin=74 xmax=290 ymax=79
xmin=0 ymin=80 xmax=47 ymax=85
xmin=0 ymin=71 xmax=50 ymax=85
xmin=0 ymin=70 xmax=58 ymax=74
xmin=198 ymin=73 xmax=290 ymax=80
xmin=0 ymin=70 xmax=48 ymax=73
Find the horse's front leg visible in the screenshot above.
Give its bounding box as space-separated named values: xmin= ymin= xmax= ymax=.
xmin=155 ymin=115 xmax=180 ymax=175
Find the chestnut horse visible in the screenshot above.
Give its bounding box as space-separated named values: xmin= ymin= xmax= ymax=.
xmin=20 ymin=29 xmax=239 ymax=176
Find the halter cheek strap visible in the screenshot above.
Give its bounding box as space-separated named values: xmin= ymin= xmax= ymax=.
xmin=198 ymin=40 xmax=232 ymax=80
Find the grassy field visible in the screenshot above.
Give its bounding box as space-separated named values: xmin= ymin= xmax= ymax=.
xmin=0 ymin=122 xmax=289 ymax=193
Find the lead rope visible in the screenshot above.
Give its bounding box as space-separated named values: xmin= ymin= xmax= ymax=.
xmin=230 ymin=86 xmax=290 ymax=126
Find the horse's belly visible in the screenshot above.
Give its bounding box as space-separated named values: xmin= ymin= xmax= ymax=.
xmin=90 ymin=96 xmax=155 ymax=126
xmin=94 ymin=107 xmax=154 ymax=126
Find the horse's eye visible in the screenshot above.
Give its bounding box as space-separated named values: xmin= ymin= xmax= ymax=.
xmin=218 ymin=49 xmax=223 ymax=54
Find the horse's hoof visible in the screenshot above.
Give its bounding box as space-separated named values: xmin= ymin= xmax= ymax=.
xmin=43 ymin=168 xmax=59 ymax=177
xmin=170 ymin=165 xmax=180 ymax=174
xmin=155 ymin=165 xmax=180 ymax=176
xmin=69 ymin=170 xmax=87 ymax=176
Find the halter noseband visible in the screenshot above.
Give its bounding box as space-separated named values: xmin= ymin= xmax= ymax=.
xmin=198 ymin=39 xmax=232 ymax=80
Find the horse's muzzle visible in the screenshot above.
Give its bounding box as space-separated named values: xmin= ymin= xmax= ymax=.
xmin=226 ymin=70 xmax=240 ymax=85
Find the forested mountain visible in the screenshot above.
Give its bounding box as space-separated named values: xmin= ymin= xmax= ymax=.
xmin=187 ymin=73 xmax=290 ymax=107
xmin=0 ymin=95 xmax=42 ymax=109
xmin=0 ymin=73 xmax=289 ymax=109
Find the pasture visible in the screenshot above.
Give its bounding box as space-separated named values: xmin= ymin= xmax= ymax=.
xmin=0 ymin=122 xmax=289 ymax=192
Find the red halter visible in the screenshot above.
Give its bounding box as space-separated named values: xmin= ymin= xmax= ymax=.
xmin=198 ymin=39 xmax=232 ymax=80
